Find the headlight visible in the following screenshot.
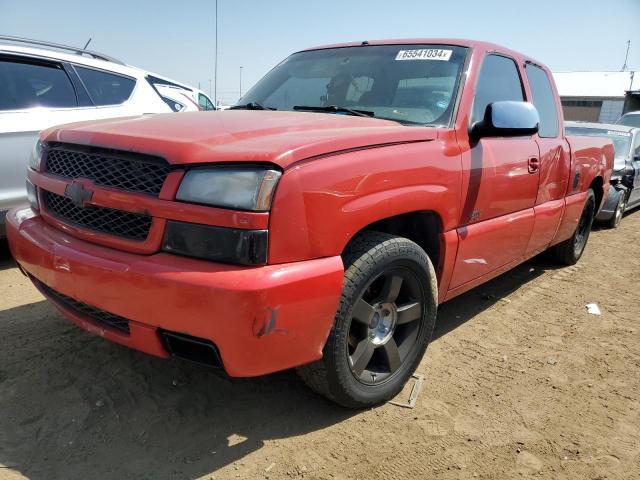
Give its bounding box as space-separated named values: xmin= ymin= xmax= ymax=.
xmin=176 ymin=167 xmax=281 ymax=211
xmin=26 ymin=179 xmax=39 ymax=211
xmin=29 ymin=140 xmax=44 ymax=171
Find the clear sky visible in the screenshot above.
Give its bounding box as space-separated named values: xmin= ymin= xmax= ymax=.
xmin=2 ymin=0 xmax=639 ymax=105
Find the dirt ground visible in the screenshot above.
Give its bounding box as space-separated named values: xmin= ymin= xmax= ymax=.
xmin=0 ymin=211 xmax=638 ymax=480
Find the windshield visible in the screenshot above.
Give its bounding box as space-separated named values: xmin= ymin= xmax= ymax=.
xmin=238 ymin=44 xmax=468 ymax=125
xmin=565 ymin=126 xmax=632 ymax=169
xmin=616 ymin=113 xmax=640 ymax=128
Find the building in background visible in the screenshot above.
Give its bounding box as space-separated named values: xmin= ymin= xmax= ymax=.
xmin=552 ymin=71 xmax=639 ymax=123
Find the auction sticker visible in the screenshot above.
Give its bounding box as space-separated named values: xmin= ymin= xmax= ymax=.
xmin=395 ymin=49 xmax=452 ymax=61
xmin=606 ymin=130 xmax=631 ymax=137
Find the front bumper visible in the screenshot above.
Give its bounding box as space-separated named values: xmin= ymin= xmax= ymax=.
xmin=595 ymin=185 xmax=625 ymax=222
xmin=0 ymin=210 xmax=6 ymax=238
xmin=7 ymin=208 xmax=344 ymax=376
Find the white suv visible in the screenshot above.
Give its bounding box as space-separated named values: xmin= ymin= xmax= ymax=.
xmin=0 ymin=35 xmax=214 ymax=237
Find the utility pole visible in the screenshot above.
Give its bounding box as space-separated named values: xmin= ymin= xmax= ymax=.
xmin=214 ymin=0 xmax=218 ymax=106
xmin=622 ymin=40 xmax=630 ymax=71
xmin=239 ymin=66 xmax=243 ymax=99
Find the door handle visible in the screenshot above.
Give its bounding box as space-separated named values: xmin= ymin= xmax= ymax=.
xmin=528 ymin=156 xmax=540 ymax=174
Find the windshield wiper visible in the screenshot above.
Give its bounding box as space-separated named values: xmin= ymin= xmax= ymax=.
xmin=229 ymin=102 xmax=277 ymax=111
xmin=293 ymin=105 xmax=375 ymax=118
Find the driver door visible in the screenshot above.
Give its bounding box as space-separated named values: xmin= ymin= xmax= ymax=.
xmin=449 ymin=54 xmax=539 ymax=290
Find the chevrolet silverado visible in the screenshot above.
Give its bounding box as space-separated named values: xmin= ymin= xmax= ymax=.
xmin=7 ymin=39 xmax=613 ymax=408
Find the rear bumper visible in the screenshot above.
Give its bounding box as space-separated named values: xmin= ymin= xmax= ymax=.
xmin=7 ymin=208 xmax=344 ymax=376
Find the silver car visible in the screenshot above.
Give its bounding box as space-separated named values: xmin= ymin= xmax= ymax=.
xmin=565 ymin=121 xmax=640 ymax=228
xmin=0 ymin=36 xmax=211 ymax=237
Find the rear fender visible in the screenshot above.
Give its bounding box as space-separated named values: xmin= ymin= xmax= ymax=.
xmin=551 ymin=136 xmax=614 ymax=245
xmin=565 ymin=136 xmax=614 ymax=197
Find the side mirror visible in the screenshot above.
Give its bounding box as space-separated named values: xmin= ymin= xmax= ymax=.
xmin=471 ymin=101 xmax=540 ymax=139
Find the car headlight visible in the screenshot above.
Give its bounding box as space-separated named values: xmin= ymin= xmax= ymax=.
xmin=29 ymin=140 xmax=44 ymax=171
xmin=176 ymin=167 xmax=281 ymax=211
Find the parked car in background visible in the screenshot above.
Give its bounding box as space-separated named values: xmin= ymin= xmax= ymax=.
xmin=155 ymin=84 xmax=215 ymax=112
xmin=7 ymin=39 xmax=613 ymax=408
xmin=566 ymin=121 xmax=640 ymax=228
xmin=194 ymin=89 xmax=216 ymax=111
xmin=616 ymin=111 xmax=640 ymax=128
xmin=0 ymin=35 xmax=202 ymax=237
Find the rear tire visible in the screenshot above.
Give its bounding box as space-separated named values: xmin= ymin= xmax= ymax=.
xmin=297 ymin=231 xmax=438 ymax=409
xmin=550 ymin=189 xmax=596 ymax=265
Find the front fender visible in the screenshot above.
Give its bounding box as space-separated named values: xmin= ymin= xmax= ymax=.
xmin=268 ymin=139 xmax=461 ymax=263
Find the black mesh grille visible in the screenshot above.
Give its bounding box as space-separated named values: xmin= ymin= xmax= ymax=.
xmin=35 ymin=279 xmax=130 ymax=334
xmin=43 ymin=190 xmax=152 ymax=241
xmin=45 ymin=146 xmax=170 ymax=196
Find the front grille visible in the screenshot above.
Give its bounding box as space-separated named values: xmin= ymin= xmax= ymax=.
xmin=45 ymin=145 xmax=170 ymax=197
xmin=35 ymin=279 xmax=130 ymax=334
xmin=43 ymin=190 xmax=152 ymax=241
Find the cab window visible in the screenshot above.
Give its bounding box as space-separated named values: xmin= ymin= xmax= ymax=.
xmin=525 ymin=63 xmax=559 ymax=138
xmin=471 ymin=54 xmax=524 ymax=125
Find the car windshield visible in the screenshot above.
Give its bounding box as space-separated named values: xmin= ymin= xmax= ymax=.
xmin=238 ymin=44 xmax=468 ymax=126
xmin=616 ymin=113 xmax=640 ymax=128
xmin=565 ymin=126 xmax=632 ymax=169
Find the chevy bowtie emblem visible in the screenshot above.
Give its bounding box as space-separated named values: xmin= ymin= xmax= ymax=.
xmin=64 ymin=181 xmax=93 ymax=208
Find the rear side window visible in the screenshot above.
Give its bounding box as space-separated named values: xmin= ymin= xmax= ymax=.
xmin=471 ymin=54 xmax=524 ymax=124
xmin=75 ymin=66 xmax=135 ymax=106
xmin=525 ymin=64 xmax=559 ymax=137
xmin=0 ymin=58 xmax=77 ymax=110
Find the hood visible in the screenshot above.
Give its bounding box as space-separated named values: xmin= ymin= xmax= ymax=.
xmin=42 ymin=110 xmax=437 ymax=169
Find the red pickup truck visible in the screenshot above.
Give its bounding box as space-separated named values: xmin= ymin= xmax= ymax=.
xmin=7 ymin=39 xmax=613 ymax=408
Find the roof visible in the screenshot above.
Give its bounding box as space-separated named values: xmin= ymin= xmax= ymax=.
xmin=0 ymin=34 xmax=124 ymax=64
xmin=0 ymin=43 xmax=140 ymax=76
xmin=0 ymin=43 xmax=196 ymax=92
xmin=299 ymin=38 xmax=545 ymax=66
xmin=553 ymin=71 xmax=639 ymax=98
xmin=565 ymin=120 xmax=638 ymax=134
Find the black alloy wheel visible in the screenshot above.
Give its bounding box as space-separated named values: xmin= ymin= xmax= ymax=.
xmin=348 ymin=267 xmax=424 ymax=385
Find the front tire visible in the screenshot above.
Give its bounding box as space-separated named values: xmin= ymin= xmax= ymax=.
xmin=297 ymin=232 xmax=438 ymax=408
xmin=605 ymin=191 xmax=626 ymax=229
xmin=550 ymin=188 xmax=596 ymax=265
